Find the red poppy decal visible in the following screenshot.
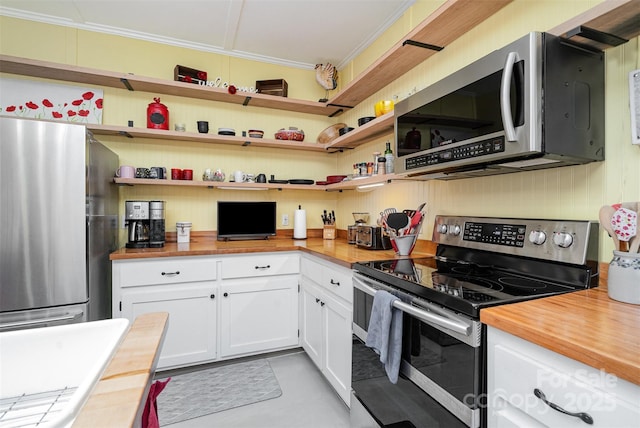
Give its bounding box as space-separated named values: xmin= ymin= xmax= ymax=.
xmin=71 ymin=99 xmax=83 ymax=106
xmin=197 ymin=71 xmax=207 ymax=80
xmin=95 ymin=98 xmax=103 ymax=109
xmin=67 ymin=110 xmax=77 ymax=117
xmin=6 ymin=105 xmax=16 ymax=112
xmin=78 ymin=110 xmax=90 ymax=117
xmin=184 ymin=76 xmax=192 ymax=83
xmin=52 ymin=112 xmax=63 ymax=118
xmin=42 ymin=99 xmax=54 ymax=108
xmin=82 ymin=91 xmax=94 ymax=100
xmin=26 ymin=101 xmax=39 ymax=109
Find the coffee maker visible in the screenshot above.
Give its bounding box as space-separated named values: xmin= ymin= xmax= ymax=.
xmin=125 ymin=200 xmax=165 ymax=248
xmin=149 ymin=200 xmax=166 ymax=248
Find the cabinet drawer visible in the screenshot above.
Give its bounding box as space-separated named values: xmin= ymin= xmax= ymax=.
xmin=116 ymin=257 xmax=216 ymax=287
xmin=301 ymin=256 xmax=352 ymax=303
xmin=492 ymin=342 xmax=640 ymax=427
xmin=221 ymin=252 xmax=299 ymax=279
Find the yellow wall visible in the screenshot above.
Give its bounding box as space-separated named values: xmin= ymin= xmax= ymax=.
xmin=2 ymin=0 xmax=639 ymax=262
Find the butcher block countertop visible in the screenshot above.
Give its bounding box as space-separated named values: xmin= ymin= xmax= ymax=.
xmin=110 ymin=233 xmax=640 ymax=395
xmin=72 ymin=312 xmax=168 ymax=428
xmin=481 ymin=265 xmax=640 ymax=386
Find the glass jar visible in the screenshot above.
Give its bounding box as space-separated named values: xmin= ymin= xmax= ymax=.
xmin=607 ymin=251 xmax=640 ymax=304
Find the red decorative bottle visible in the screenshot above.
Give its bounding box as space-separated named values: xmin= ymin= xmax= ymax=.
xmin=147 ymin=97 xmax=169 ymax=130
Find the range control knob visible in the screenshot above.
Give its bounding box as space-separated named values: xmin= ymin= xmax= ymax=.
xmin=437 ymin=224 xmax=448 ymax=234
xmin=553 ymin=232 xmax=574 ymax=248
xmin=528 ymin=230 xmax=547 ymax=245
xmin=450 ymin=225 xmax=462 ymax=236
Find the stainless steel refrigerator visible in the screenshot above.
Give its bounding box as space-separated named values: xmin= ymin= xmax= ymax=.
xmin=0 ymin=117 xmax=119 ymax=331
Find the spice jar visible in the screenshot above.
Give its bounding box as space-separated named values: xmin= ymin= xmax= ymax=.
xmin=377 ymin=157 xmax=386 ymax=175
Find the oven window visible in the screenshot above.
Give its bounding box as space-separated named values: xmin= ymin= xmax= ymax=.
xmin=396 ymin=60 xmax=524 ymax=158
xmin=352 ymin=287 xmax=482 ymax=427
xmin=353 ymin=336 xmax=468 ymax=428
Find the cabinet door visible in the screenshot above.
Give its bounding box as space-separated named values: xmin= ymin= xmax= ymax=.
xmin=300 ymin=281 xmax=323 ymax=369
xmin=121 ymin=284 xmax=217 ymax=369
xmin=220 ymin=276 xmax=298 ymax=358
xmin=323 ymin=292 xmax=353 ymax=405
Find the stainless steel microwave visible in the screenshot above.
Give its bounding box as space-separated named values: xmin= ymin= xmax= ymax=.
xmin=394 ymin=32 xmax=604 ymax=180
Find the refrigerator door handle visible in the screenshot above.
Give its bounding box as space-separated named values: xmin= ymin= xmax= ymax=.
xmin=0 ymin=311 xmax=84 ymax=331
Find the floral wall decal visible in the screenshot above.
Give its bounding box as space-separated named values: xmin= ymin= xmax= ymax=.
xmin=0 ymin=78 xmax=103 ymax=124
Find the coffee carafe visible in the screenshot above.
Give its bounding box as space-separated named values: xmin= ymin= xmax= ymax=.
xmin=125 ymin=200 xmax=150 ymax=248
xmin=149 ymin=200 xmax=166 ymax=248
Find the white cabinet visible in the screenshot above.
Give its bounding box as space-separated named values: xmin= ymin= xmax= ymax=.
xmin=219 ymin=252 xmax=300 ymax=358
xmin=112 ymin=256 xmax=217 ymax=369
xmin=300 ymin=254 xmax=353 ymax=405
xmin=487 ymin=326 xmax=640 ymax=428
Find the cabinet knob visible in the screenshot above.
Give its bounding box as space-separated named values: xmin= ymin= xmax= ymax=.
xmin=320 ymin=301 xmax=325 ymax=307
xmin=210 ymin=294 xmax=215 ymax=299
xmin=315 ymin=298 xmax=320 ymax=303
xmin=330 ymin=279 xmax=340 ymax=286
xmin=224 ymin=292 xmax=229 ymax=297
xmin=161 ymin=271 xmax=180 ymax=276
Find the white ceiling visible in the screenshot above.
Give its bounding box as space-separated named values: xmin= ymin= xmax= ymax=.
xmin=0 ymin=0 xmax=415 ymax=70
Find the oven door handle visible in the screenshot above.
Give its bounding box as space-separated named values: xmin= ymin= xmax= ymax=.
xmin=353 ymin=276 xmax=471 ymax=337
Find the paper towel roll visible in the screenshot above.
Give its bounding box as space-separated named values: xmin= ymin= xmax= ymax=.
xmin=293 ymin=208 xmax=307 ymax=239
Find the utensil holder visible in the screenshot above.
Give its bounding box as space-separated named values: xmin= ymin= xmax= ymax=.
xmin=392 ymin=234 xmax=417 ymax=256
xmin=607 ymin=251 xmax=640 ymax=304
xmin=323 ymin=225 xmax=336 ymax=240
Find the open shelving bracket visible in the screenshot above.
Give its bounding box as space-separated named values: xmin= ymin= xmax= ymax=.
xmin=120 ymin=77 xmax=134 ymax=91
xmin=564 ymin=25 xmax=628 ymax=47
xmin=402 ymin=40 xmax=444 ymax=52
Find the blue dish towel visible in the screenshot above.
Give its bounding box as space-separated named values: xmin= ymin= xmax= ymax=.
xmin=365 ymin=289 xmax=403 ymax=384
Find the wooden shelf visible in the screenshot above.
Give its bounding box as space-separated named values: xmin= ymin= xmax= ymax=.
xmin=549 ymin=0 xmax=640 ymax=51
xmin=325 ymin=112 xmax=394 ymax=151
xmin=88 ymin=124 xmax=328 ymax=152
xmin=114 ymin=173 xmax=400 ymax=191
xmin=0 ymin=55 xmax=344 ymax=117
xmin=327 ymin=0 xmax=513 ymax=109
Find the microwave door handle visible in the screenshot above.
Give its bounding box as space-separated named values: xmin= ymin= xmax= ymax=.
xmin=501 ymin=51 xmax=519 ymax=142
xmin=353 ymin=275 xmax=471 ymax=336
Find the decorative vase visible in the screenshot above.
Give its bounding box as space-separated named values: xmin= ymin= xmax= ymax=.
xmin=607 ymin=251 xmax=640 ymax=304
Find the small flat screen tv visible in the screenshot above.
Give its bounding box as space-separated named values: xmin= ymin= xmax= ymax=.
xmin=217 ymin=201 xmax=277 ymax=240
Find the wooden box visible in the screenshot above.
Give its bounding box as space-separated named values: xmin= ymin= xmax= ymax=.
xmin=256 ymin=79 xmax=288 ymax=97
xmin=174 ymin=65 xmax=207 ymax=85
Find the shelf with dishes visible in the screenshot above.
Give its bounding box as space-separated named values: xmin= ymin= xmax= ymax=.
xmin=87 ymin=113 xmax=395 ymax=153
xmin=88 ymin=123 xmax=328 ymax=152
xmin=113 ymin=173 xmax=400 ymax=191
xmin=325 ymin=112 xmax=394 ymax=152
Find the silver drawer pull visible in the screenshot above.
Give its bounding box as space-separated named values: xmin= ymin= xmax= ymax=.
xmin=254 ymin=265 xmax=271 ymax=270
xmin=161 ymin=271 xmax=180 ymax=276
xmin=534 ymin=388 xmax=594 ymax=425
xmin=330 ymin=279 xmax=340 ymax=286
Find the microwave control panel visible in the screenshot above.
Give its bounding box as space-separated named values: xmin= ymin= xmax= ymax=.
xmin=405 ymin=136 xmax=505 ymax=170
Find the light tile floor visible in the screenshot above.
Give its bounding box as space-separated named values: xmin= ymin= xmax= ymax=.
xmin=162 ymin=350 xmax=351 ymax=428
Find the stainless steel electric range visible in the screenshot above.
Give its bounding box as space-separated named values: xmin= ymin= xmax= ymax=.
xmin=351 ymin=215 xmax=599 ymax=428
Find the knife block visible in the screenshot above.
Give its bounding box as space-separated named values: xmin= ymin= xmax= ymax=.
xmin=323 ymin=225 xmax=336 ymax=240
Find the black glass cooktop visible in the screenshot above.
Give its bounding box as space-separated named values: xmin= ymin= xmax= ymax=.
xmin=354 ymin=256 xmax=585 ymax=318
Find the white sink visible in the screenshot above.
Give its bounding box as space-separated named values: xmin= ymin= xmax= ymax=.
xmin=0 ymin=318 xmax=130 ymax=428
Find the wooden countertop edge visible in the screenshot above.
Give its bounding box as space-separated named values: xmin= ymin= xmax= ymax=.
xmin=72 ymin=312 xmax=169 ymax=428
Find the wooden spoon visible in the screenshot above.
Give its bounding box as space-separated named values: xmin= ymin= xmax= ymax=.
xmin=599 ymin=205 xmax=620 ymax=251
